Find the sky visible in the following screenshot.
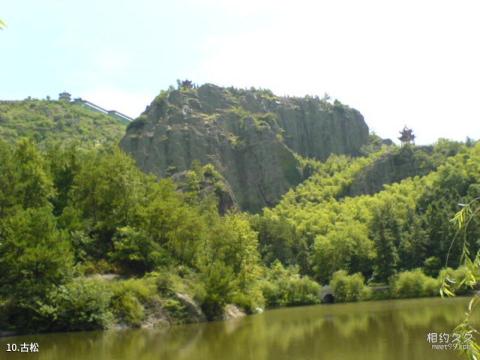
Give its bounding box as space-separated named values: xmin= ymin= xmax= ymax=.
xmin=1 ymin=0 xmax=480 ymax=144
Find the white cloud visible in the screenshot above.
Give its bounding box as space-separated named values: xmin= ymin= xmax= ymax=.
xmin=184 ymin=0 xmax=280 ymax=16
xmin=92 ymin=49 xmax=133 ymax=76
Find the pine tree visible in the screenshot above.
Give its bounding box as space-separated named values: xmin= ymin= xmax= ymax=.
xmin=371 ymin=204 xmax=400 ymax=282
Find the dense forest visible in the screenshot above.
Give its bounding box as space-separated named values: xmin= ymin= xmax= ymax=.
xmin=0 ymin=92 xmax=479 ymax=334
xmin=259 ymin=140 xmax=480 ymax=281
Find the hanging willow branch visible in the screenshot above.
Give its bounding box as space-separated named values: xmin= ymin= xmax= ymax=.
xmin=441 ymin=198 xmax=480 ymax=359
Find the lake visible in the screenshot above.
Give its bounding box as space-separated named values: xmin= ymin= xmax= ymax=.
xmin=1 ymin=297 xmax=476 ymax=360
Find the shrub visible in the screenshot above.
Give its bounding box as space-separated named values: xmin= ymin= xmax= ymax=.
xmin=110 ymin=278 xmax=157 ymax=327
xmin=423 ymin=276 xmax=441 ymax=297
xmin=162 ymin=298 xmax=190 ymax=323
xmin=126 ymin=117 xmax=147 ymax=131
xmin=153 ymin=268 xmax=205 ymax=301
xmin=390 ymin=269 xmax=440 ymax=298
xmin=147 ymin=269 xmax=210 ymax=322
xmin=423 ymin=256 xmax=442 ymax=277
xmin=232 ymin=288 xmax=265 ymax=313
xmin=111 ymin=292 xmax=144 ymax=327
xmin=283 ymin=276 xmax=322 ymax=306
xmin=78 ymin=259 xmax=115 ymax=276
xmin=261 ymin=261 xmax=321 ymax=307
xmin=109 ymin=226 xmax=170 ymax=275
xmin=200 ymin=261 xmax=236 ymax=320
xmin=329 ymin=270 xmax=371 ymax=302
xmin=48 ymin=278 xmax=113 ymax=331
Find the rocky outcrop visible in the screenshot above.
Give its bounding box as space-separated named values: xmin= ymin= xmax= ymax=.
xmin=175 ymin=293 xmax=207 ymax=323
xmin=222 ymin=304 xmax=246 ymax=320
xmin=120 ymin=84 xmax=370 ymax=211
xmin=171 ymin=164 xmax=238 ymax=214
xmin=344 ymin=146 xmax=435 ymax=196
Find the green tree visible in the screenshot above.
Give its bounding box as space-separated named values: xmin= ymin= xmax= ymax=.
xmin=196 ymin=213 xmax=262 ymax=318
xmin=69 ymin=147 xmax=145 ymax=257
xmin=14 ymin=139 xmax=55 ymax=209
xmin=45 ymin=142 xmax=82 ymax=216
xmin=311 ymin=220 xmax=374 ymax=283
xmin=251 ymin=213 xmax=298 ymax=267
xmin=398 ymin=210 xmax=428 ymax=270
xmin=0 ymin=141 xmax=18 ymax=217
xmin=109 ymin=226 xmax=170 ymax=274
xmin=138 ymin=179 xmax=206 ymax=266
xmin=371 ymin=203 xmax=400 ymax=282
xmin=0 ymin=207 xmax=73 ymax=330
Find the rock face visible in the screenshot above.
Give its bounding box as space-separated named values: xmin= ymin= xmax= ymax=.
xmin=222 ymin=304 xmax=246 ymax=320
xmin=172 ymin=165 xmax=238 ymax=214
xmin=175 ymin=293 xmax=207 ymax=323
xmin=344 ymin=146 xmax=436 ymax=196
xmin=120 ymin=84 xmax=370 ymax=211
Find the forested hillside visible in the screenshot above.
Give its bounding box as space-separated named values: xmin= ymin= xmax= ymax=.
xmin=255 ymin=141 xmax=479 ymax=283
xmin=0 ymin=99 xmax=126 ymax=145
xmin=0 ymin=139 xmax=323 ymax=333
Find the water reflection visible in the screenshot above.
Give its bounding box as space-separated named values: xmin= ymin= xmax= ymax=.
xmin=2 ymin=297 xmax=476 ymax=360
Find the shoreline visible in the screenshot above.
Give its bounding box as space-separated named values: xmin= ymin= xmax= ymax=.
xmin=2 ymin=294 xmax=472 ymax=339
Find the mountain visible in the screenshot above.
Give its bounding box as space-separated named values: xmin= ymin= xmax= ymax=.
xmin=120 ymin=83 xmax=370 ymax=211
xmin=0 ymin=99 xmax=126 ymax=145
xmin=2 ymin=85 xmax=479 ymax=335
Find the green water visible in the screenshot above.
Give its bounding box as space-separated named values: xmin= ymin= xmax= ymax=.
xmin=1 ymin=297 xmax=476 ymax=360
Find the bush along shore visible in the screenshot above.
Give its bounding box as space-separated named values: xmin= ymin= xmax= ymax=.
xmin=1 ymin=262 xmax=469 ymax=336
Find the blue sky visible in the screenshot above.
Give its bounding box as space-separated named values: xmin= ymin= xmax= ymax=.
xmin=2 ymin=0 xmax=480 ymax=144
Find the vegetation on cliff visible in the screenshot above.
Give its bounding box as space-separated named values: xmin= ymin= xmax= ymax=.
xmin=120 ymin=83 xmax=369 ymax=211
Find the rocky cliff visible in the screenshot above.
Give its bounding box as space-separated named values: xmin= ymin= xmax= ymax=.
xmin=120 ymin=83 xmax=370 ymax=211
xmin=345 ymin=146 xmax=431 ymax=196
